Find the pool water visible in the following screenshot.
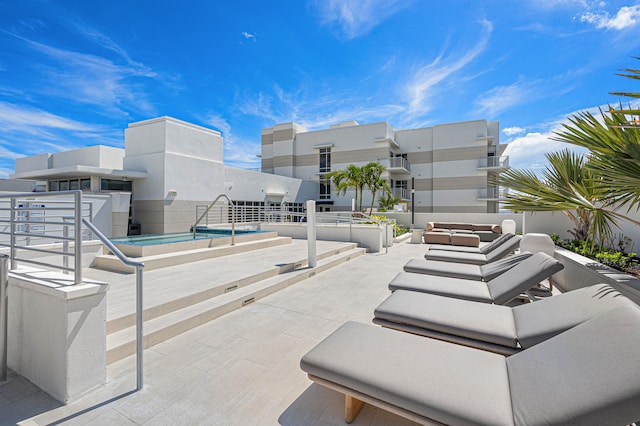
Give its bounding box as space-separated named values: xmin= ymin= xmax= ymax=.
xmin=111 ymin=229 xmax=263 ymax=246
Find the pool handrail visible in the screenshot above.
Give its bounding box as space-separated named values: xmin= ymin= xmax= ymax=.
xmin=82 ymin=218 xmax=145 ymax=392
xmin=193 ymin=194 xmax=235 ymax=244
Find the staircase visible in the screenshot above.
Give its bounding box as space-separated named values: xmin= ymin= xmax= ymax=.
xmin=102 ymin=240 xmax=365 ymax=364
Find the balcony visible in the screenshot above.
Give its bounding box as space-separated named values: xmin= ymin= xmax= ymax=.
xmin=478 ymin=156 xmax=509 ymax=171
xmin=378 ymin=157 xmax=410 ymax=174
xmin=391 ymin=187 xmax=410 ymax=200
xmin=477 ymin=187 xmax=509 ymax=201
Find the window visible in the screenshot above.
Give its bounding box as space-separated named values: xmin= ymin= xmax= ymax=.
xmin=59 ymin=180 xmax=69 ymax=191
xmin=319 ymin=178 xmax=331 ymax=199
xmin=101 ymin=179 xmax=132 ymax=192
xmin=69 ymin=179 xmax=79 ymax=190
xmin=319 ymin=148 xmax=331 ymax=173
xmin=49 ymin=181 xmax=59 ymax=191
xmin=80 ymin=179 xmax=91 ymax=191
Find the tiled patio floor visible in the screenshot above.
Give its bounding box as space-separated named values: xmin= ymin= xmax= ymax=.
xmin=1 ymin=239 xmax=430 ymax=425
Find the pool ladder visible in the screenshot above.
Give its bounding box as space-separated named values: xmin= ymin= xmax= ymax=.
xmin=192 ymin=194 xmax=235 ymax=244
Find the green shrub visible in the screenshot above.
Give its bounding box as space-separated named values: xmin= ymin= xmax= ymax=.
xmin=551 ymin=234 xmax=638 ymax=270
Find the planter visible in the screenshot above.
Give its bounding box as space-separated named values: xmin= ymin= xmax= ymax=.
xmin=553 ymin=246 xmax=640 ymax=305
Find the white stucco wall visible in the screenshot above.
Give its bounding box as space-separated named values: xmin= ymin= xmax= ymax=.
xmin=224 ymin=167 xmax=316 ymax=203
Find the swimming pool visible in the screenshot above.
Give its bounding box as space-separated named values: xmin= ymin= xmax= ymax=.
xmin=110 ymin=229 xmax=272 ymax=257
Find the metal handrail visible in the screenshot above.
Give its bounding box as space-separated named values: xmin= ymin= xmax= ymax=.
xmin=82 ymin=218 xmax=145 ymax=391
xmin=1 ymin=254 xmax=7 ymax=381
xmin=192 ymin=194 xmax=235 ymax=244
xmin=0 ymin=191 xmax=84 ymax=284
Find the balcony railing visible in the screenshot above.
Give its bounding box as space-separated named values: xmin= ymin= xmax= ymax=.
xmin=477 ymin=187 xmax=509 ymax=200
xmin=391 ymin=188 xmax=410 ymax=200
xmin=378 ymin=157 xmax=410 ymax=172
xmin=478 ymin=156 xmax=509 ymax=169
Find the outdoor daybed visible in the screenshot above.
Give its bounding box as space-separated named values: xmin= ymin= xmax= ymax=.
xmin=374 ymin=284 xmax=633 ymax=355
xmin=389 ymin=252 xmax=563 ymax=304
xmin=403 ymin=252 xmax=533 ymax=281
xmin=300 ymin=305 xmax=640 ymax=425
xmin=424 ymin=234 xmax=521 ymax=265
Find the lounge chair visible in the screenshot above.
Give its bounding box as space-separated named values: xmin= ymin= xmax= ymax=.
xmin=403 ymin=251 xmax=533 ymax=281
xmin=373 ymin=284 xmax=633 ymax=355
xmin=425 ymin=232 xmax=515 ymax=253
xmin=391 ymin=252 xmax=563 ymax=304
xmin=300 ymin=305 xmax=640 ymax=425
xmin=424 ymin=234 xmax=521 ymax=264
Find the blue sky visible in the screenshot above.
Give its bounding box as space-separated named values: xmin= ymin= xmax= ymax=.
xmin=1 ymin=0 xmax=640 ymax=178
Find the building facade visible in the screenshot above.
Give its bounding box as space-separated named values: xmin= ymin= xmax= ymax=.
xmin=260 ymin=119 xmax=508 ymax=213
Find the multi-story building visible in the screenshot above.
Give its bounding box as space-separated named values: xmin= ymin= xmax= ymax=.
xmin=260 ymin=119 xmax=508 ymax=213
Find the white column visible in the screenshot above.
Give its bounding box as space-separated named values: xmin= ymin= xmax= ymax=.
xmin=306 ymin=200 xmax=317 ymax=268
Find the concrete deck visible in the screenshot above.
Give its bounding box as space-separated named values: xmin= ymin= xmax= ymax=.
xmin=1 ymin=238 xmax=432 ymax=425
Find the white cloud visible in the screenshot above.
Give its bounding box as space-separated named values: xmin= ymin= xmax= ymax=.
xmin=405 ymin=19 xmax=493 ymax=119
xmin=475 ymin=79 xmax=535 ymax=118
xmin=0 ymin=101 xmax=99 ymax=133
xmin=503 ymin=126 xmax=526 ymax=136
xmin=242 ymin=31 xmax=256 ymax=41
xmin=580 ymin=5 xmax=640 ymax=30
xmin=312 ymin=0 xmax=410 ymax=39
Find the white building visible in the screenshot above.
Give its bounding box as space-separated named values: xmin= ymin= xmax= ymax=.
xmin=11 ymin=116 xmax=508 ymax=236
xmin=260 ymin=119 xmax=508 ymax=213
xmin=11 ymin=117 xmax=314 ymax=236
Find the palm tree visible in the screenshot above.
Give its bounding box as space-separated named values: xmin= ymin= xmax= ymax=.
xmin=552 ymin=108 xmax=640 ymax=213
xmin=493 ymin=149 xmax=638 ymax=242
xmin=608 ymin=57 xmax=640 ymax=125
xmin=362 ymin=161 xmax=387 ymax=214
xmin=378 ymin=190 xmax=402 ymax=212
xmin=326 ymin=164 xmax=364 ymax=211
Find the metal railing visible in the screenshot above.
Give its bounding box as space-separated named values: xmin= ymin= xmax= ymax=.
xmin=0 ymin=191 xmax=92 ymax=284
xmin=378 ymin=156 xmax=411 ymax=171
xmin=193 ymin=194 xmax=235 ymax=244
xmin=1 ymin=254 xmax=7 ymax=382
xmin=479 ymin=156 xmax=509 ymax=169
xmin=477 ymin=187 xmax=509 ymax=200
xmin=391 ymin=187 xmax=410 ymax=200
xmin=82 ymin=219 xmax=145 ymax=391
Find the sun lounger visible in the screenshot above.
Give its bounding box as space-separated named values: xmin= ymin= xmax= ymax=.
xmin=391 ymin=252 xmax=562 ymax=304
xmin=424 ymin=234 xmax=521 ymax=264
xmin=373 ymin=284 xmax=633 ymax=355
xmin=425 ymin=232 xmax=515 ymax=253
xmin=300 ymin=305 xmax=640 ymax=425
xmin=403 ymin=251 xmax=533 ymax=281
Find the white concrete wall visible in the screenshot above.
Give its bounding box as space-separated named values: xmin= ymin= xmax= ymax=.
xmin=14 ymin=153 xmax=50 ymax=175
xmin=50 ymin=146 xmax=125 ymax=169
xmin=260 ymin=222 xmax=385 ymax=252
xmin=8 ymin=272 xmax=108 ymax=403
xmin=224 ymin=167 xmax=316 ymax=203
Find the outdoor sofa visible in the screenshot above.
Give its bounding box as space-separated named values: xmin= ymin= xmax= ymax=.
xmin=373 ymin=283 xmax=633 ymax=355
xmin=389 ymin=252 xmax=563 ymax=304
xmin=425 ymin=221 xmax=501 ymax=242
xmin=300 ymin=305 xmax=640 ymax=425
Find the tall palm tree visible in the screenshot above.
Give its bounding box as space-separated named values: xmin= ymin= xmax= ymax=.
xmin=493 ymin=149 xmax=639 ymax=242
xmin=326 ymin=164 xmax=364 ymax=211
xmin=608 ymin=57 xmax=640 ymax=124
xmin=362 ymin=161 xmax=387 ymax=214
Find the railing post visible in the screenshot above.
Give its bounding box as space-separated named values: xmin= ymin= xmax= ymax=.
xmin=135 ymin=264 xmax=144 ymax=391
xmin=74 ymin=191 xmax=82 ymax=285
xmin=63 ymin=218 xmax=70 ymax=274
xmin=0 ymin=254 xmax=8 ymax=382
xmin=9 ymin=198 xmax=16 ymax=270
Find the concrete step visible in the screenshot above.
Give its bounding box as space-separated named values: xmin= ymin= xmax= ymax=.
xmin=106 ymin=246 xmax=365 ymax=364
xmin=95 ymin=236 xmax=293 ymax=273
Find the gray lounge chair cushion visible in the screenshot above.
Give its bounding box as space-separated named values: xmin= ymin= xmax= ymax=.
xmin=392 ymin=252 xmax=562 ymax=304
xmin=487 ymin=252 xmax=563 ymax=304
xmin=424 ymin=235 xmax=521 ymax=265
xmin=375 ymin=284 xmax=633 ymax=353
xmin=374 ymin=289 xmax=518 ymax=348
xmin=427 ymin=232 xmax=514 ymax=254
xmin=300 ymin=321 xmax=515 ymax=425
xmin=403 ymin=252 xmax=533 ymax=281
xmin=512 ymin=283 xmax=635 ymax=348
xmin=388 ymin=271 xmax=493 ymax=302
xmin=507 ymin=305 xmax=640 ymax=425
xmin=302 ymin=306 xmax=640 ymax=425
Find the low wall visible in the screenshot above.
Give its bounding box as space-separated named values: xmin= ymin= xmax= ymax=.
xmin=379 ymin=212 xmax=524 ymax=233
xmin=259 ymin=223 xmax=389 ymax=252
xmin=553 ymin=247 xmax=640 ymax=305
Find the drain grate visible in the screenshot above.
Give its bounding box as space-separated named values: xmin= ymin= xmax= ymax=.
xmin=225 ymin=285 xmax=238 ymax=293
xmin=242 ymin=297 xmax=255 ymax=306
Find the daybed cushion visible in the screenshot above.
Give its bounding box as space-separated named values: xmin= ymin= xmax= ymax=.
xmin=300 ymin=321 xmax=514 ymax=425
xmin=507 ymin=305 xmax=640 ymax=425
xmin=426 ymin=232 xmax=513 ymax=254
xmin=375 ymin=289 xmax=518 ymax=348
xmin=388 ymin=272 xmax=493 ymax=302
xmin=402 ymin=252 xmax=533 ymax=281
xmin=424 ymin=235 xmax=521 ymax=265
xmin=512 ymin=283 xmax=636 ymax=348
